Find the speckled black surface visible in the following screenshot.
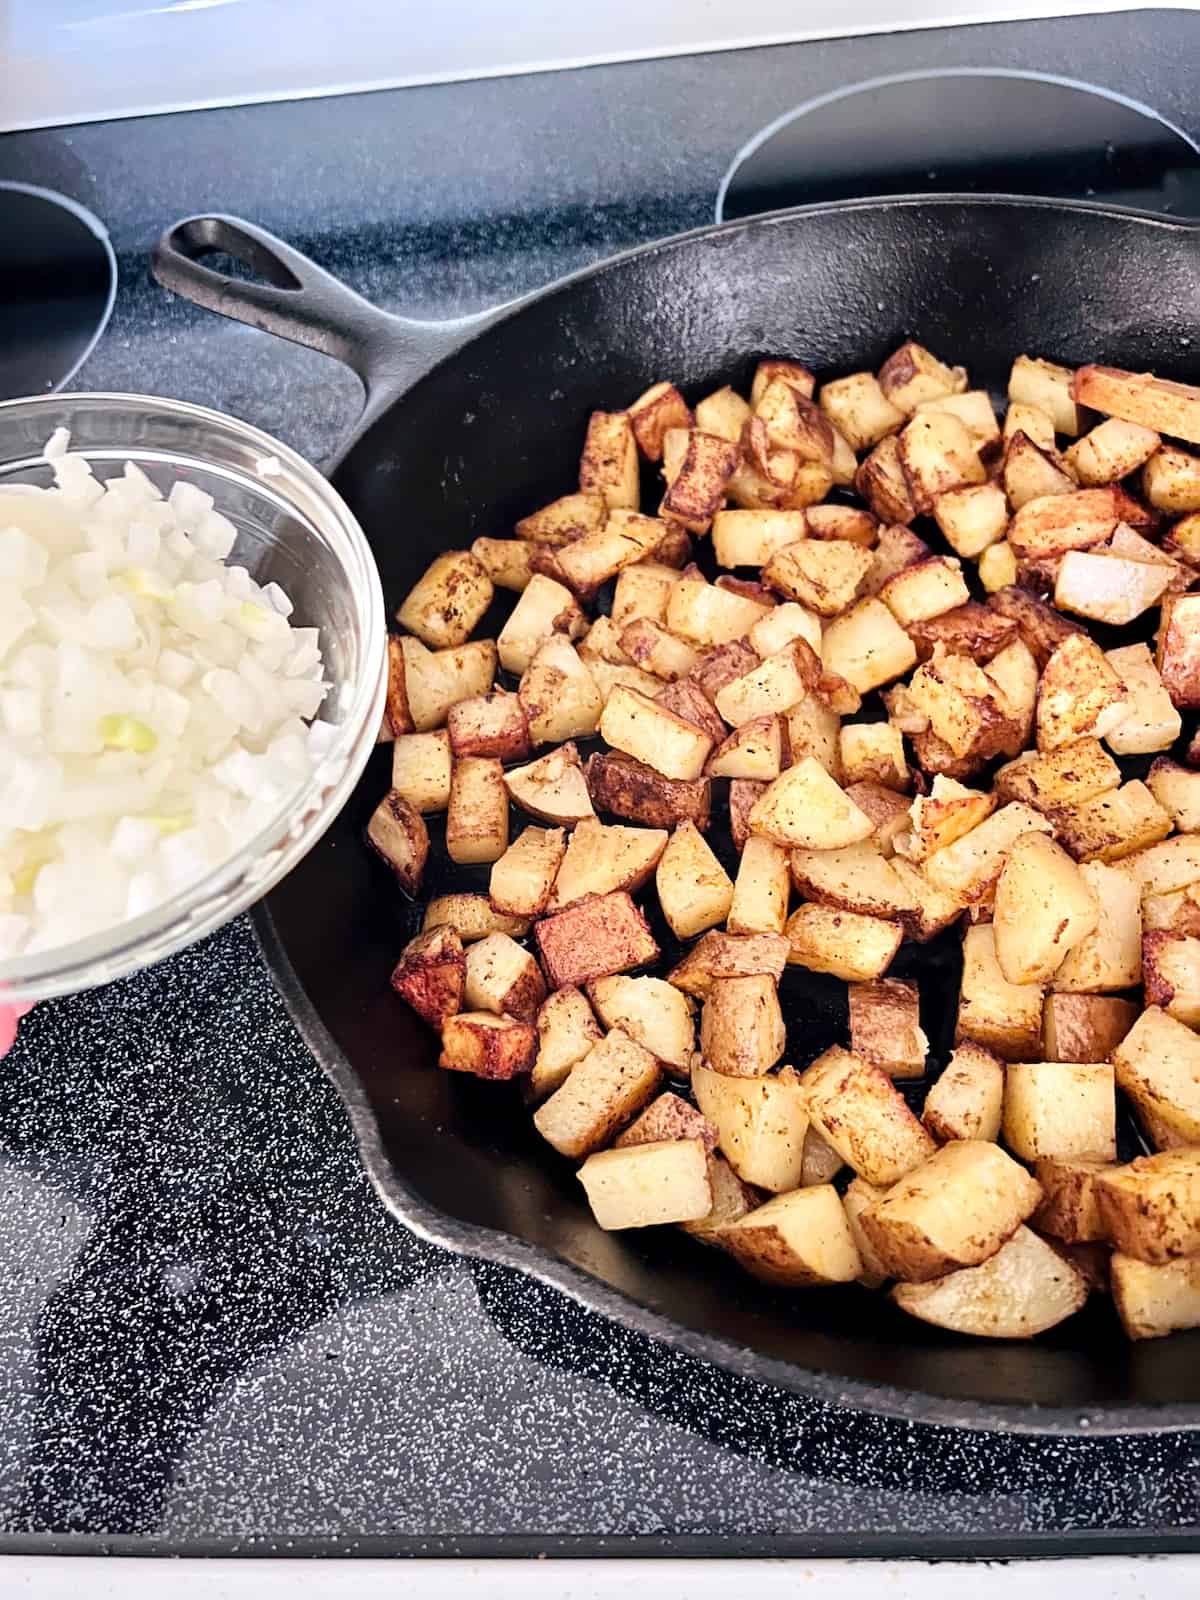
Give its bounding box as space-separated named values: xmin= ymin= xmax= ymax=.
xmin=0 ymin=9 xmax=1198 ymax=1556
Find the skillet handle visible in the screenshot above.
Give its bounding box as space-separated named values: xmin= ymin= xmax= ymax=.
xmin=151 ymin=214 xmax=486 ymax=428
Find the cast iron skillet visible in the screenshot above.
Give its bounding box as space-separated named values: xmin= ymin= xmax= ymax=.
xmin=153 ymin=196 xmax=1200 ymax=1434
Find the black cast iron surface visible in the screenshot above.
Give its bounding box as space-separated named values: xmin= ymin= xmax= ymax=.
xmin=0 ymin=7 xmax=1197 ymax=1554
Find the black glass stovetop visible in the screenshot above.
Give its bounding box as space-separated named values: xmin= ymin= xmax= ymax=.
xmin=0 ymin=7 xmax=1198 ymax=1558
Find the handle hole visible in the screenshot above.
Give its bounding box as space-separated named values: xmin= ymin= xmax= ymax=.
xmin=193 ymin=246 xmax=302 ymax=291
xmin=173 ymin=218 xmax=303 ymax=292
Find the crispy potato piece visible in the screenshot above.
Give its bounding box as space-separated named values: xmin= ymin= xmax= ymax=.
xmin=1157 ymin=593 xmax=1200 ymax=708
xmin=1052 ymin=862 xmax=1142 ymax=993
xmin=666 ymin=573 xmax=770 ymax=646
xmin=922 ymin=801 xmax=1051 ymax=905
xmin=589 ymin=977 xmax=696 ymax=1073
xmin=391 ymin=728 xmax=453 ymax=814
xmin=471 ymin=536 xmax=532 ymax=592
xmin=497 ymin=573 xmax=586 ymax=675
xmin=799 ymin=1045 xmax=935 ymax=1185
xmin=863 ymin=521 xmax=929 ymax=595
xmin=1126 ymin=837 xmax=1200 ymax=902
xmin=516 ymin=490 xmax=607 ymax=547
xmin=933 ymin=482 xmax=1008 ymax=559
xmin=1112 ymin=1006 xmax=1200 ymax=1143
xmin=700 ymin=975 xmax=786 ymax=1078
xmin=685 ymin=638 xmax=761 ymax=704
xmin=764 ymin=538 xmax=872 ymax=616
xmin=447 ymin=689 xmax=531 ymax=761
xmin=579 ymin=409 xmax=639 ymax=510
xmin=1042 ymin=994 xmax=1138 ymax=1063
xmin=1009 ymin=354 xmax=1085 ymax=435
xmin=819 ymin=371 xmax=906 ymax=451
xmin=578 ymin=1138 xmax=711 ymax=1229
xmin=895 ymin=775 xmax=996 ymax=863
xmin=956 ymin=924 xmax=1044 ymax=1062
xmin=1003 ymin=400 xmax=1056 ymax=451
xmin=879 ymin=341 xmax=967 ymax=414
xmin=463 ymin=933 xmax=546 ymax=1024
xmin=381 ymin=634 xmax=414 ymax=739
xmin=748 ymin=601 xmax=822 ymax=660
xmin=1009 ymin=487 xmax=1141 ymax=561
xmin=616 ymin=1091 xmax=715 ymax=1150
xmin=490 ymin=825 xmax=566 ymax=919
xmin=618 ymin=618 xmax=699 ymax=682
xmin=1065 ymin=416 xmax=1160 ymax=484
xmin=1036 ymin=633 xmax=1130 ymax=751
xmin=533 ymin=1026 xmax=662 ymax=1157
xmin=840 ymin=723 xmax=908 ymax=791
xmin=907 ymin=648 xmax=1010 ymax=760
xmin=400 ymin=637 xmax=498 ymax=731
xmin=1164 ymin=510 xmax=1200 ymax=565
xmin=707 ymin=715 xmax=786 ymax=782
xmin=754 ymin=381 xmax=835 ymax=466
xmin=1003 ymin=431 xmax=1076 ymax=510
xmin=600 ymin=685 xmax=713 ymax=781
xmin=978 ymin=541 xmax=1019 ymax=594
xmin=714 ymin=639 xmax=819 ymax=727
xmin=680 ymin=1153 xmax=758 ymax=1241
xmin=661 ymin=431 xmax=741 ymax=533
xmin=993 ymin=832 xmax=1100 ymax=985
xmin=898 ymin=412 xmax=986 ymax=510
xmin=860 ymin=1140 xmax=1042 ymax=1280
xmin=389 ymin=926 xmax=465 ymax=1029
xmin=880 ymin=556 xmax=970 ymax=628
xmin=922 ymin=1042 xmax=1004 ymax=1142
xmin=805 ymin=505 xmax=878 ymax=548
xmin=751 ymin=359 xmax=816 ymax=405
xmin=711 ymin=508 xmax=806 ymax=568
xmin=1147 ymin=757 xmax=1200 ymax=832
xmin=1053 ymin=780 xmax=1171 ymax=864
xmin=994 ymin=738 xmax=1120 ymax=814
xmin=556 ymin=509 xmax=670 ymax=594
xmin=578 ymin=614 xmax=633 ymax=668
xmin=848 ymin=978 xmax=927 ymax=1080
xmin=1144 ymin=443 xmax=1200 ymax=512
xmin=915 ymin=389 xmax=1000 ymax=451
xmin=842 ymin=1177 xmax=890 ymax=1287
xmin=1033 ymin=1157 xmax=1114 ymax=1243
xmin=785 ymin=904 xmax=902 ymax=981
xmin=727 ymin=836 xmax=790 ymax=935
xmin=1072 ymin=363 xmax=1200 ymax=445
xmin=820 ymin=597 xmax=918 ymax=696
xmin=439 ymin=1011 xmax=537 ymax=1080
xmin=655 ymin=820 xmax=734 ymax=938
xmin=1143 ymin=884 xmax=1200 ymax=938
xmin=446 ymin=756 xmax=508 ymax=866
xmin=585 ymin=750 xmax=711 ymax=831
xmin=666 ymin=930 xmax=789 ymax=999
xmin=505 ymin=743 xmax=595 ymax=828
xmin=1143 ymin=930 xmax=1200 ymax=1027
xmin=982 ymin=639 xmax=1039 ymax=759
xmin=530 ymin=986 xmax=603 ymax=1100
xmin=1111 ymin=1253 xmax=1200 ymax=1339
xmin=890 ymin=857 xmax=966 ymax=942
xmin=423 ymin=894 xmax=529 ymax=943
xmin=694 ymin=385 xmax=752 ymax=444
xmin=611 ymin=563 xmax=682 ymax=632
xmin=1003 ymin=1061 xmax=1116 ymax=1162
xmin=1096 ymin=1150 xmax=1200 ymax=1262
xmin=534 ymin=891 xmax=659 ymax=990
xmin=547 ymin=816 xmax=667 ymax=912
xmin=396 ymin=549 xmax=493 ymax=649
xmin=790 ymin=842 xmax=917 ymax=920
xmin=1054 ymin=551 xmax=1172 ymax=627
xmin=628 ymin=381 xmax=692 ymax=461
xmin=720 ymin=1185 xmax=862 ymax=1286
xmin=892 ymin=1225 xmax=1088 ymax=1336
xmin=749 ymin=757 xmax=874 ymax=849
xmin=784 ymin=695 xmax=843 ymax=781
xmin=988 ymin=585 xmax=1082 ymax=670
xmin=906 ymin=601 xmax=1017 ymax=666
xmin=692 ymin=1061 xmax=808 ymax=1191
xmin=367 ymin=791 xmax=429 ymax=893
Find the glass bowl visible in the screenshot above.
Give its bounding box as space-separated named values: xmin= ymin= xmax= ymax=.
xmin=0 ymin=393 xmax=386 ymax=1001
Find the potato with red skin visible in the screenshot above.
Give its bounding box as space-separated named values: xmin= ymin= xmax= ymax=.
xmin=534 ymin=891 xmax=660 ymax=990
xmin=390 ymin=926 xmax=465 ymax=1028
xmin=585 ymin=750 xmax=712 ymax=831
xmin=615 ymin=1092 xmax=717 ymax=1151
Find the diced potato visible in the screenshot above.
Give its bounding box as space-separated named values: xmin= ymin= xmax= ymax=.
xmin=764 ymin=538 xmax=873 ymax=616
xmin=700 ymin=974 xmax=786 ymax=1078
xmin=1042 ymin=993 xmax=1138 ymax=1062
xmin=799 ymin=1045 xmax=935 ymax=1185
xmin=714 ymin=640 xmax=818 ymax=727
xmin=1112 ymin=1006 xmax=1200 ymax=1144
xmin=994 ymin=737 xmax=1120 ymax=813
xmin=979 ymin=541 xmax=1019 ymax=593
xmin=1072 ymin=363 xmax=1200 ymax=446
xmin=1144 ymin=443 xmax=1200 ymax=512
xmin=707 ymin=715 xmax=786 ymax=781
xmin=754 ymin=380 xmax=834 ymax=462
xmin=898 ymin=411 xmax=986 ymax=510
xmin=504 ymin=742 xmax=595 ymax=827
xmin=727 ymin=836 xmax=790 ymax=935
xmin=932 ymin=482 xmax=1009 ymax=559
xmin=805 ymin=505 xmax=879 ymax=546
xmin=1053 ymin=780 xmax=1171 ymax=864
xmin=1036 ymin=632 xmax=1130 ymax=751
xmin=1157 ymin=593 xmax=1200 ymax=708
xmin=585 ymin=749 xmax=712 ymax=831
xmin=1003 ymin=400 xmax=1056 ymax=451
xmin=655 ymin=820 xmax=734 ymax=938
xmin=988 ymin=585 xmax=1083 ymax=669
xmin=1034 ymin=1156 xmax=1115 ymax=1243
xmin=981 ymin=638 xmax=1039 ymax=757
xmin=497 ymin=573 xmax=586 ymax=675
xmin=611 ymin=561 xmax=682 ymax=629
xmin=1147 ymin=758 xmax=1200 ymax=832
xmin=785 ymin=904 xmax=902 ymax=981
xmin=923 ymin=802 xmax=1051 ymax=905
xmin=666 ymin=930 xmax=789 ymax=999
xmin=749 ymin=757 xmax=873 ymax=849
xmin=1095 ymin=1149 xmax=1200 ymax=1262
xmin=447 ymin=689 xmax=531 ymax=761
xmin=534 ymin=890 xmax=660 ymax=990
xmin=396 ymin=549 xmax=493 ymax=649
xmin=446 ymin=756 xmax=508 ymax=865
xmin=400 ymin=637 xmax=498 ymax=730
xmin=389 ymin=926 xmax=465 ymax=1029
xmin=907 ymin=648 xmax=1010 ymax=759
xmin=880 ymin=556 xmax=970 ymax=628
xmin=890 ymin=857 xmax=967 ymax=943
xmin=1143 ymin=884 xmax=1200 ymax=936
xmin=861 ymin=1140 xmax=1042 ymax=1281
xmin=692 ymin=1062 xmax=808 ymax=1191
xmin=1164 ymin=511 xmax=1200 ymax=565
xmin=627 ymin=381 xmax=692 ymax=461
xmin=530 ymin=987 xmax=602 ymax=1100
xmin=685 ymin=638 xmax=761 ymax=702
xmin=1008 ymin=487 xmax=1138 ymax=560
xmin=922 ymin=1042 xmax=1004 ymax=1142
xmin=789 ymin=841 xmax=917 ymax=920
xmin=726 ymin=776 xmax=762 ymax=847
xmin=879 ymin=341 xmax=967 ymax=414
xmin=381 ymin=634 xmax=414 ymax=739
xmin=1003 ymin=1061 xmax=1116 ymax=1162
xmin=516 ymin=490 xmax=607 ymax=547
xmin=694 ymin=385 xmax=752 ymax=443
xmin=1009 ymin=354 xmax=1085 ymax=435
xmin=588 ymin=976 xmax=696 ymax=1072
xmin=784 ymin=695 xmax=843 ymax=781
xmin=1065 ymin=416 xmax=1160 ymax=484
xmin=680 ymin=1154 xmax=758 ymax=1241
xmin=599 ymin=685 xmax=713 ymax=781
xmin=612 ymin=1090 xmax=714 ymax=1151
xmin=533 ymin=1026 xmax=662 ymax=1157
xmin=840 ymin=723 xmax=908 ymax=791
xmin=1143 ymin=930 xmax=1200 ymax=1027
xmin=391 ymin=728 xmax=453 ymax=813
xmin=578 ymin=409 xmax=639 ymax=510
xmin=800 ymin=1125 xmax=845 ymax=1186
xmin=1054 ymin=551 xmax=1172 ymax=627
xmin=438 ymin=1011 xmax=537 ymax=1080
xmin=556 ymin=509 xmax=668 ymax=594
xmin=915 ymin=389 xmax=1000 ymax=451
xmin=712 ymin=508 xmax=807 ymax=568
xmin=423 ymin=894 xmax=530 ymax=943
xmin=1111 ymin=1253 xmax=1200 ymax=1339
xmin=366 ymin=791 xmax=429 ymax=893
xmin=1103 ymin=643 xmax=1181 ymax=755
xmin=892 ymin=1225 xmax=1088 ymax=1337
xmin=463 ymin=932 xmax=546 ymax=1023
xmin=1049 ymin=862 xmax=1142 ymax=997
xmin=841 ymin=1178 xmax=891 ymax=1287
xmin=855 ymin=435 xmax=917 ymax=524
xmin=661 ymin=430 xmax=741 ymax=533
xmin=993 ymin=832 xmax=1099 ymax=985
xmin=617 ymin=618 xmax=698 ymax=681
xmin=471 ymin=536 xmax=532 ymax=592
xmin=819 ymin=370 xmax=905 ymax=451
xmin=819 ymin=597 xmax=918 ymax=696
xmin=1002 ymin=432 xmax=1076 ymax=510
xmin=666 ymin=574 xmax=770 ymax=646
xmin=578 ymin=1138 xmax=711 ymax=1229
xmin=748 ymin=601 xmax=822 ymax=660
xmin=719 ymin=1185 xmax=863 ymax=1287
xmin=863 ymin=523 xmax=929 ymax=597
xmin=546 ymin=816 xmax=666 ymax=912
xmin=848 ymin=977 xmax=927 ymax=1080
xmin=895 ymin=775 xmax=996 ymax=863
xmin=956 ymin=924 xmax=1044 ymax=1062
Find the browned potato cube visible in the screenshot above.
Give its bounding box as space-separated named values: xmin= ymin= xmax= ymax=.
xmin=863 ymin=523 xmax=930 ymax=598
xmin=719 ymin=1185 xmax=863 ymax=1287
xmin=666 ymin=931 xmax=789 ymax=999
xmin=1147 ymin=757 xmax=1200 ymax=832
xmin=764 ymin=538 xmax=872 ymax=616
xmin=389 ymin=926 xmax=465 ymax=1028
xmin=578 ymin=1138 xmax=712 ymax=1229
xmin=391 ymin=728 xmax=453 ymax=814
xmin=439 ymin=1011 xmax=537 ymax=1080
xmin=655 ymin=820 xmax=734 ymax=938
xmin=1143 ymin=930 xmax=1200 ymax=1027
xmin=533 ymin=1026 xmax=662 ymax=1157
xmin=548 ymin=816 xmax=668 ymax=911
xmin=1009 ymin=354 xmax=1085 ymax=434
xmin=423 ymin=894 xmax=529 ymax=943
xmin=860 ymin=1140 xmax=1042 ymax=1280
xmin=497 ymin=573 xmax=586 ymax=675
xmin=611 ymin=561 xmax=681 ymax=629
xmin=367 ymin=791 xmax=429 ymax=893
xmin=1157 ymin=593 xmax=1200 ymax=708
xmin=463 ymin=933 xmax=547 ymax=1023
xmin=700 ymin=974 xmax=786 ymax=1078
xmin=1072 ymin=363 xmax=1200 ymax=446
xmin=1144 ymin=884 xmax=1200 ymax=937
xmin=711 ymin=508 xmax=808 ymax=568
xmin=978 ymin=541 xmax=1019 ymax=593
xmin=907 ymin=648 xmax=1010 ymax=760
xmin=988 ymin=585 xmax=1083 ymax=669
xmin=530 ymin=986 xmax=602 ymax=1100
xmin=1164 ymin=510 xmax=1200 ymax=565
xmin=892 ymin=1226 xmax=1088 ymax=1337
xmin=1064 ymin=416 xmax=1160 ymax=484
xmin=556 ymin=509 xmax=669 ymax=594
xmin=1002 ymin=431 xmax=1075 ymax=510
xmin=1033 ymin=1156 xmax=1114 ymax=1243
xmin=1144 ymin=443 xmax=1200 ymax=512
xmin=628 ymin=381 xmax=692 ymax=461
xmin=1054 ymin=551 xmax=1172 ymax=629
xmin=661 ymin=431 xmax=741 ymax=533
xmin=890 ymin=858 xmax=966 ymax=943
xmin=895 ymin=775 xmax=996 ymax=863
xmin=396 ymin=549 xmax=493 ymax=649
xmin=1042 ymin=994 xmax=1138 ymax=1062
xmin=1003 ymin=400 xmax=1056 ymax=451
xmin=727 ymin=836 xmax=790 ymax=935
xmin=1095 ymin=1150 xmax=1200 ymax=1262
xmin=855 ymin=435 xmax=917 ymax=524
xmin=382 ymin=634 xmax=414 ymax=738
xmin=789 ymin=842 xmax=917 ymax=920
xmin=447 ymin=690 xmax=531 ymax=761
xmin=933 ymin=482 xmax=1008 ymax=559
xmin=587 ymin=975 xmax=696 ymax=1072
xmin=785 ymin=904 xmax=903 ymax=981
xmin=694 ymin=385 xmax=752 ymax=443
xmin=471 ymin=536 xmax=532 ymax=592
xmin=839 ymin=724 xmax=908 ymax=791
xmin=993 ymin=832 xmax=1100 ymax=985
xmin=707 ymin=715 xmax=787 ymax=782
xmin=1111 ymin=1253 xmax=1200 ymax=1340
xmin=1121 ymin=833 xmax=1200 ymax=901
xmin=1052 ymin=781 xmax=1171 ymax=865
xmin=1003 ymin=1061 xmax=1116 ymax=1162
xmin=848 ymin=978 xmax=927 ymax=1080
xmin=879 ymin=341 xmax=967 ymax=414
xmin=516 ymin=490 xmax=606 ymax=547
xmin=819 ymin=370 xmax=905 ymax=450
xmin=841 ymin=1178 xmax=890 ymax=1287
xmin=906 ymin=602 xmax=1018 ymax=665
xmin=880 ymin=556 xmax=970 ymax=628
xmin=400 ymin=637 xmax=498 ymax=731
xmin=751 ymin=358 xmax=816 ymax=405
xmin=692 ymin=1062 xmax=808 ymax=1191
xmin=615 ymin=1091 xmax=715 ymax=1150
xmin=579 ymin=409 xmax=639 ymax=510
xmin=820 ymin=598 xmax=918 ymax=696
xmin=534 ymin=891 xmax=659 ymax=991
xmin=784 ymin=696 xmax=843 ymax=781
xmin=446 ymin=756 xmax=508 ymax=865
xmin=585 ymin=750 xmax=711 ymax=831
xmin=799 ymin=1045 xmax=934 ymax=1185
xmin=1036 ymin=633 xmax=1130 ymax=751
xmin=898 ymin=411 xmax=986 ymax=510
xmin=685 ymin=637 xmax=762 ymax=702
xmin=922 ymin=1042 xmax=1004 ymax=1142
xmin=714 ymin=639 xmax=820 ymax=727
xmin=749 ymin=757 xmax=873 ymax=849
xmin=994 ymin=738 xmax=1120 ymax=814
xmin=914 ymin=389 xmax=1000 ymax=450
xmin=805 ymin=505 xmax=879 ymax=546
xmin=956 ymin=924 xmax=1044 ymax=1062
xmin=680 ymin=1154 xmax=758 ymax=1242
xmin=1008 ymin=486 xmax=1140 ymax=561
xmin=505 ymin=742 xmax=595 ymax=827
xmin=922 ymin=801 xmax=1051 ymax=906
xmin=1112 ymin=1006 xmax=1200 ymax=1144
xmin=600 ymin=684 xmax=714 ymax=781
xmin=490 ymin=825 xmax=566 ymax=918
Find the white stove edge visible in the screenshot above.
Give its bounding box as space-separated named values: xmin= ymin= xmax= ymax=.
xmin=0 ymin=0 xmax=1172 ymax=135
